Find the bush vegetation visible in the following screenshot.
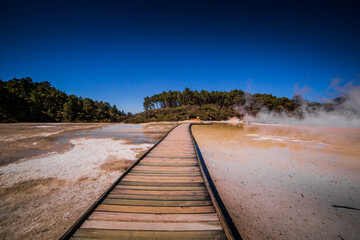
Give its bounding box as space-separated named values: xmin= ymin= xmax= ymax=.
xmin=126 ymin=88 xmax=301 ymax=122
xmin=0 ymin=78 xmax=127 ymax=122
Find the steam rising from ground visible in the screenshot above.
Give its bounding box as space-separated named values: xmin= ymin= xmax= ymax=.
xmin=245 ymin=78 xmax=360 ymax=128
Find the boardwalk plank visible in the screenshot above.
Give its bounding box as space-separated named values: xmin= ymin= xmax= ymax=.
xmin=111 ymin=189 xmax=208 ymax=195
xmin=134 ymin=166 xmax=199 ymax=171
xmin=119 ymin=181 xmax=205 ymax=187
xmin=81 ymin=220 xmax=223 ymax=231
xmin=89 ymin=212 xmax=219 ymax=222
xmin=73 ymin=229 xmax=227 ymax=239
xmin=96 ymin=204 xmax=216 ymax=213
xmin=123 ymin=176 xmax=204 ymax=183
xmin=127 ymin=173 xmax=202 ymax=177
xmin=107 ymin=193 xmax=210 ymax=201
xmin=114 ymin=185 xmax=206 ymax=191
xmin=130 ymin=170 xmax=202 ymax=174
xmin=102 ymin=199 xmax=212 ymax=207
xmin=139 ymin=163 xmax=198 ymax=167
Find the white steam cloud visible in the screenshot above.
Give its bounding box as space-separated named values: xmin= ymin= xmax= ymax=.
xmin=244 ymin=77 xmax=360 ymax=128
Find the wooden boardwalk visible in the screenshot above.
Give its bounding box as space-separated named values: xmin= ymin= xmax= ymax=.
xmin=63 ymin=123 xmax=232 ymax=239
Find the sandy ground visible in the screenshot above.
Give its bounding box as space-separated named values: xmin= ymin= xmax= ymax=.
xmin=192 ymin=123 xmax=360 ymax=240
xmin=0 ymin=122 xmax=177 ymax=239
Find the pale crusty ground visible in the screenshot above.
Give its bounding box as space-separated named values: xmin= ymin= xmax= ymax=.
xmin=0 ymin=123 xmax=109 ymax=166
xmin=192 ymin=123 xmax=360 ymax=240
xmin=0 ymin=122 xmax=177 ymax=240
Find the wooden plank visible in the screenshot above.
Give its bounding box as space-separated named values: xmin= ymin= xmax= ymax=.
xmin=134 ymin=166 xmax=199 ymax=171
xmin=142 ymin=156 xmax=197 ymax=160
xmin=145 ymin=155 xmax=197 ymax=158
xmin=133 ymin=167 xmax=200 ymax=172
xmin=141 ymin=157 xmax=198 ymax=162
xmin=139 ymin=162 xmax=198 ymax=166
xmin=130 ymin=170 xmax=202 ymax=174
xmin=150 ymin=148 xmax=195 ymax=152
xmin=81 ymin=220 xmax=223 ymax=231
xmin=107 ymin=193 xmax=210 ymax=201
xmin=96 ymin=204 xmax=216 ymax=213
xmin=102 ymin=199 xmax=212 ymax=207
xmin=114 ymin=185 xmax=206 ymax=191
xmin=119 ymin=181 xmax=205 ymax=187
xmin=158 ymin=144 xmax=193 ymax=146
xmin=138 ymin=164 xmax=199 ymax=168
xmin=147 ymin=153 xmax=196 ymax=156
xmin=73 ymin=229 xmax=227 ymax=239
xmin=149 ymin=149 xmax=195 ymax=152
xmin=156 ymin=144 xmax=194 ymax=147
xmin=122 ymin=179 xmax=204 ymax=183
xmin=140 ymin=160 xmax=197 ymax=164
xmin=123 ymin=176 xmax=204 ymax=183
xmin=111 ymin=189 xmax=209 ymax=195
xmin=122 ymin=178 xmax=203 ymax=183
xmin=127 ymin=172 xmax=202 ymax=177
xmin=123 ymin=175 xmax=203 ymax=179
xmin=139 ymin=161 xmax=198 ymax=165
xmin=156 ymin=143 xmax=194 ymax=146
xmin=89 ymin=212 xmax=219 ymax=222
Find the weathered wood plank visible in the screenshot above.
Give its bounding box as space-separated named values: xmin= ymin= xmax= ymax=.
xmin=149 ymin=149 xmax=195 ymax=152
xmin=107 ymin=193 xmax=210 ymax=201
xmin=89 ymin=212 xmax=219 ymax=222
xmin=73 ymin=229 xmax=227 ymax=239
xmin=145 ymin=155 xmax=197 ymax=158
xmin=133 ymin=166 xmax=199 ymax=171
xmin=127 ymin=172 xmax=202 ymax=177
xmin=122 ymin=179 xmax=204 ymax=183
xmin=119 ymin=181 xmax=205 ymax=187
xmin=140 ymin=162 xmax=198 ymax=165
xmin=111 ymin=189 xmax=209 ymax=195
xmin=140 ymin=158 xmax=198 ymax=162
xmin=102 ymin=199 xmax=212 ymax=207
xmin=114 ymin=185 xmax=206 ymax=191
xmin=81 ymin=220 xmax=223 ymax=231
xmin=130 ymin=170 xmax=202 ymax=174
xmin=96 ymin=204 xmax=216 ymax=213
xmin=122 ymin=176 xmax=204 ymax=183
xmin=150 ymin=148 xmax=195 ymax=152
xmin=139 ymin=163 xmax=198 ymax=167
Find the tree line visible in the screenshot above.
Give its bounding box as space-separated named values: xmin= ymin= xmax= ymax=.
xmin=143 ymin=87 xmax=299 ymax=115
xmin=0 ymin=78 xmax=127 ymax=122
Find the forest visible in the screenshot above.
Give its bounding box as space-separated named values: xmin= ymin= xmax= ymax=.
xmin=0 ymin=78 xmax=127 ymax=122
xmin=126 ymin=88 xmax=343 ymax=123
xmin=143 ymin=87 xmax=299 ymax=113
xmin=127 ymin=88 xmax=301 ymax=122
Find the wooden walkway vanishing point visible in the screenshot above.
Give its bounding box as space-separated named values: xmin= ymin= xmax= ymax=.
xmin=61 ymin=123 xmax=235 ymax=240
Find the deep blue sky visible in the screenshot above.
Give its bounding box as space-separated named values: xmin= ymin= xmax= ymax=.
xmin=1 ymin=0 xmax=359 ymax=113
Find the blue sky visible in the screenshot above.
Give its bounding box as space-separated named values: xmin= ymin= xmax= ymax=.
xmin=1 ymin=0 xmax=359 ymax=113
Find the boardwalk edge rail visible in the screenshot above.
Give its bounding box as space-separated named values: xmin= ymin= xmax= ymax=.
xmin=59 ymin=124 xmax=179 ymax=240
xmin=190 ymin=123 xmax=242 ymax=240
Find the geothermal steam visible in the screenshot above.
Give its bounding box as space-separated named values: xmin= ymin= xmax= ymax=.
xmin=241 ymin=78 xmax=360 ymax=128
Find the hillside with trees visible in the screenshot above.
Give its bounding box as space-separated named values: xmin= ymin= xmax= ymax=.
xmin=126 ymin=88 xmax=301 ymax=123
xmin=0 ymin=78 xmax=127 ymax=122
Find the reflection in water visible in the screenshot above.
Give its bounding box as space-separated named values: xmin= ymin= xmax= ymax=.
xmin=56 ymin=124 xmax=158 ymax=144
